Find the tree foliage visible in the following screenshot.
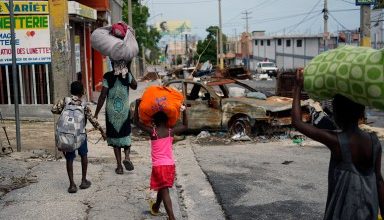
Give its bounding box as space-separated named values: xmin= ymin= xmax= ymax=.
xmin=122 ymin=0 xmax=161 ymax=63
xmin=195 ymin=26 xmax=227 ymax=65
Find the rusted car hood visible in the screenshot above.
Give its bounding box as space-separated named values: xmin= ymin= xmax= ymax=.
xmin=222 ymin=96 xmax=308 ymax=112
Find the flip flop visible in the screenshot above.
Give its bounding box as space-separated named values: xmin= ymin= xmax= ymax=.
xmin=149 ymin=200 xmax=160 ymax=216
xmin=115 ymin=167 xmax=124 ymax=175
xmin=123 ymin=159 xmax=134 ymax=171
xmin=68 ymin=185 xmax=78 ymax=193
xmin=79 ymin=180 xmax=91 ymax=189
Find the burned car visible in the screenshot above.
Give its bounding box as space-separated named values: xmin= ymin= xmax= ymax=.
xmin=131 ymin=78 xmax=310 ymax=136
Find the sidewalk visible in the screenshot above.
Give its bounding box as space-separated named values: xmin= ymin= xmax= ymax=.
xmin=0 ymin=101 xmax=225 ymax=220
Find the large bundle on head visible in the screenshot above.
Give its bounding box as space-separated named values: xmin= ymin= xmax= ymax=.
xmin=304 ymin=45 xmax=384 ymax=111
xmin=90 ymin=21 xmax=138 ymax=62
xmin=139 ymin=86 xmax=184 ymax=127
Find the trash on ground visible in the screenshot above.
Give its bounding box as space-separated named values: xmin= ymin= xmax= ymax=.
xmin=231 ymin=132 xmax=252 ymax=141
xmin=197 ymin=131 xmax=210 ymax=139
xmin=292 ymin=138 xmax=305 ymax=146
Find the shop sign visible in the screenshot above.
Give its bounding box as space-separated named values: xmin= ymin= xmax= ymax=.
xmin=68 ymin=1 xmax=97 ymax=20
xmin=356 ymin=0 xmax=376 ymax=5
xmin=0 ymin=15 xmax=51 ymax=64
xmin=0 ymin=1 xmax=49 ymax=14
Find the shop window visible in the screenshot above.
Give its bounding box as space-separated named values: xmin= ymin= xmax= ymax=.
xmin=286 ymin=39 xmax=291 ymax=47
xmin=297 ymin=39 xmax=303 ymax=47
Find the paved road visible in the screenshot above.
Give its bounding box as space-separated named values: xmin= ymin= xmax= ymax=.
xmin=192 ymin=140 xmax=384 ymax=220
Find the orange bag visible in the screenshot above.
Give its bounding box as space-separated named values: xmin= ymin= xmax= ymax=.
xmin=139 ymin=85 xmax=184 ymax=127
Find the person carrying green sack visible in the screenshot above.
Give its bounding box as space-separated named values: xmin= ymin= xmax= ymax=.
xmin=303 ymin=45 xmax=384 ymax=111
xmin=292 ymin=63 xmax=384 ymax=219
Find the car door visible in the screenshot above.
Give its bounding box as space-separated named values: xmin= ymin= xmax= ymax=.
xmin=184 ymin=82 xmax=222 ymax=130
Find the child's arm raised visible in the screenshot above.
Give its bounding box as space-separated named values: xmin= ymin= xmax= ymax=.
xmin=133 ymin=100 xmax=152 ymax=134
xmin=173 ymin=105 xmax=188 ymax=135
xmin=291 ymin=69 xmax=340 ymax=157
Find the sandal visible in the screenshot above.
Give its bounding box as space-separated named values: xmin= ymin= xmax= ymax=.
xmin=115 ymin=167 xmax=124 ymax=175
xmin=68 ymin=185 xmax=78 ymax=193
xmin=79 ymin=180 xmax=91 ymax=189
xmin=149 ymin=200 xmax=160 ymax=216
xmin=123 ymin=159 xmax=134 ymax=171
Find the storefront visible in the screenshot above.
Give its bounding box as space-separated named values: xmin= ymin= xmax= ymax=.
xmin=67 ymin=1 xmax=97 ymax=101
xmin=0 ymin=1 xmax=52 ymax=107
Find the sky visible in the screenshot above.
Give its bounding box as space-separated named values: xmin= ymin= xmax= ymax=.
xmin=143 ymin=0 xmax=363 ymax=39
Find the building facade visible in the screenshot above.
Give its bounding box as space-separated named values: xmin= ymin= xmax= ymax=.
xmin=252 ymin=32 xmax=338 ymax=70
xmin=371 ymin=8 xmax=384 ymax=49
xmin=0 ymin=0 xmax=123 ymax=118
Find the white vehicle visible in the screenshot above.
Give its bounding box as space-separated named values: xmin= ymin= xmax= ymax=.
xmin=256 ymin=62 xmax=278 ymax=77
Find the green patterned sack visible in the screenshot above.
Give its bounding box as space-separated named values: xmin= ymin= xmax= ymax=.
xmin=304 ymin=45 xmax=384 ymax=110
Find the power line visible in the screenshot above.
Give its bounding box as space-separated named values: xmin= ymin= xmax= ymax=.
xmin=223 ymin=0 xmax=280 ymax=25
xmin=329 ymin=12 xmax=349 ymax=31
xmin=337 ymin=0 xmax=355 ymax=5
xmin=248 ymin=9 xmax=323 ymax=24
xmin=152 ymin=0 xmax=215 ymax=5
xmin=329 ymin=8 xmax=360 ymax=12
xmin=271 ymin=12 xmax=322 ymax=35
xmin=288 ymin=0 xmax=322 ymax=33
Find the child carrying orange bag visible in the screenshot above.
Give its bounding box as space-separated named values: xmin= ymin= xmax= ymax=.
xmin=139 ymin=86 xmax=184 ymax=127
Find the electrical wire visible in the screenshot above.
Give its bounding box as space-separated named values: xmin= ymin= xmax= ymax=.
xmin=223 ymin=0 xmax=281 ymax=25
xmin=248 ymin=9 xmax=323 ymax=24
xmin=152 ymin=0 xmax=215 ymax=5
xmin=337 ymin=0 xmax=355 ymax=5
xmin=270 ymin=12 xmax=322 ymax=35
xmin=288 ymin=0 xmax=322 ymax=33
xmin=329 ymin=12 xmax=349 ymax=30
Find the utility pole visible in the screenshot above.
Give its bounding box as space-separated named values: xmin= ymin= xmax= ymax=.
xmin=242 ymin=11 xmax=252 ymax=34
xmin=218 ymin=0 xmax=224 ymax=69
xmin=127 ymin=0 xmax=137 ymax=76
xmin=323 ymin=0 xmax=329 ymax=51
xmin=128 ymin=0 xmax=133 ymax=25
xmin=216 ymin=28 xmax=219 ymax=65
xmin=142 ymin=44 xmax=145 ymax=76
xmin=360 ymin=5 xmax=371 ymax=47
xmin=9 ymin=0 xmax=21 ymax=152
xmin=242 ymin=11 xmax=252 ymax=70
xmin=48 ymin=0 xmax=71 ymax=158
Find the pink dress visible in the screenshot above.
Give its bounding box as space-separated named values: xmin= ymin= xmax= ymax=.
xmin=150 ymin=128 xmax=176 ymax=190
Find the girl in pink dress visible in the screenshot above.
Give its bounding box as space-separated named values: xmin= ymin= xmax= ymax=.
xmin=134 ymin=101 xmax=187 ymax=220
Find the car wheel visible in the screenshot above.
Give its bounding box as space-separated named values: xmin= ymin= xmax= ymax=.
xmin=229 ymin=117 xmax=252 ymax=137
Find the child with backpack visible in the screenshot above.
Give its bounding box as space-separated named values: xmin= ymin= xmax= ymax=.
xmin=52 ymin=81 xmax=106 ymax=193
xmin=134 ymin=100 xmax=187 ymax=220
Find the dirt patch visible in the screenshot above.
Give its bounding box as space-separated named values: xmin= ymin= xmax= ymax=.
xmin=2 ymin=120 xmax=55 ymax=153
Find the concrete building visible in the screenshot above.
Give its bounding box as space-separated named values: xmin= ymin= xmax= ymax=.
xmin=371 ymin=8 xmax=384 ymax=49
xmin=0 ymin=0 xmax=123 ymax=118
xmin=251 ymin=31 xmax=338 ymax=70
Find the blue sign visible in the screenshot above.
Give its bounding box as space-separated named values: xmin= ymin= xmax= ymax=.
xmin=356 ymin=0 xmax=376 ymax=5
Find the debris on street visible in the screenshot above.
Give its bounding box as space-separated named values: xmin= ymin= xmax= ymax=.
xmin=196 ymin=131 xmax=211 ymax=139
xmin=231 ymin=132 xmax=252 ymax=141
